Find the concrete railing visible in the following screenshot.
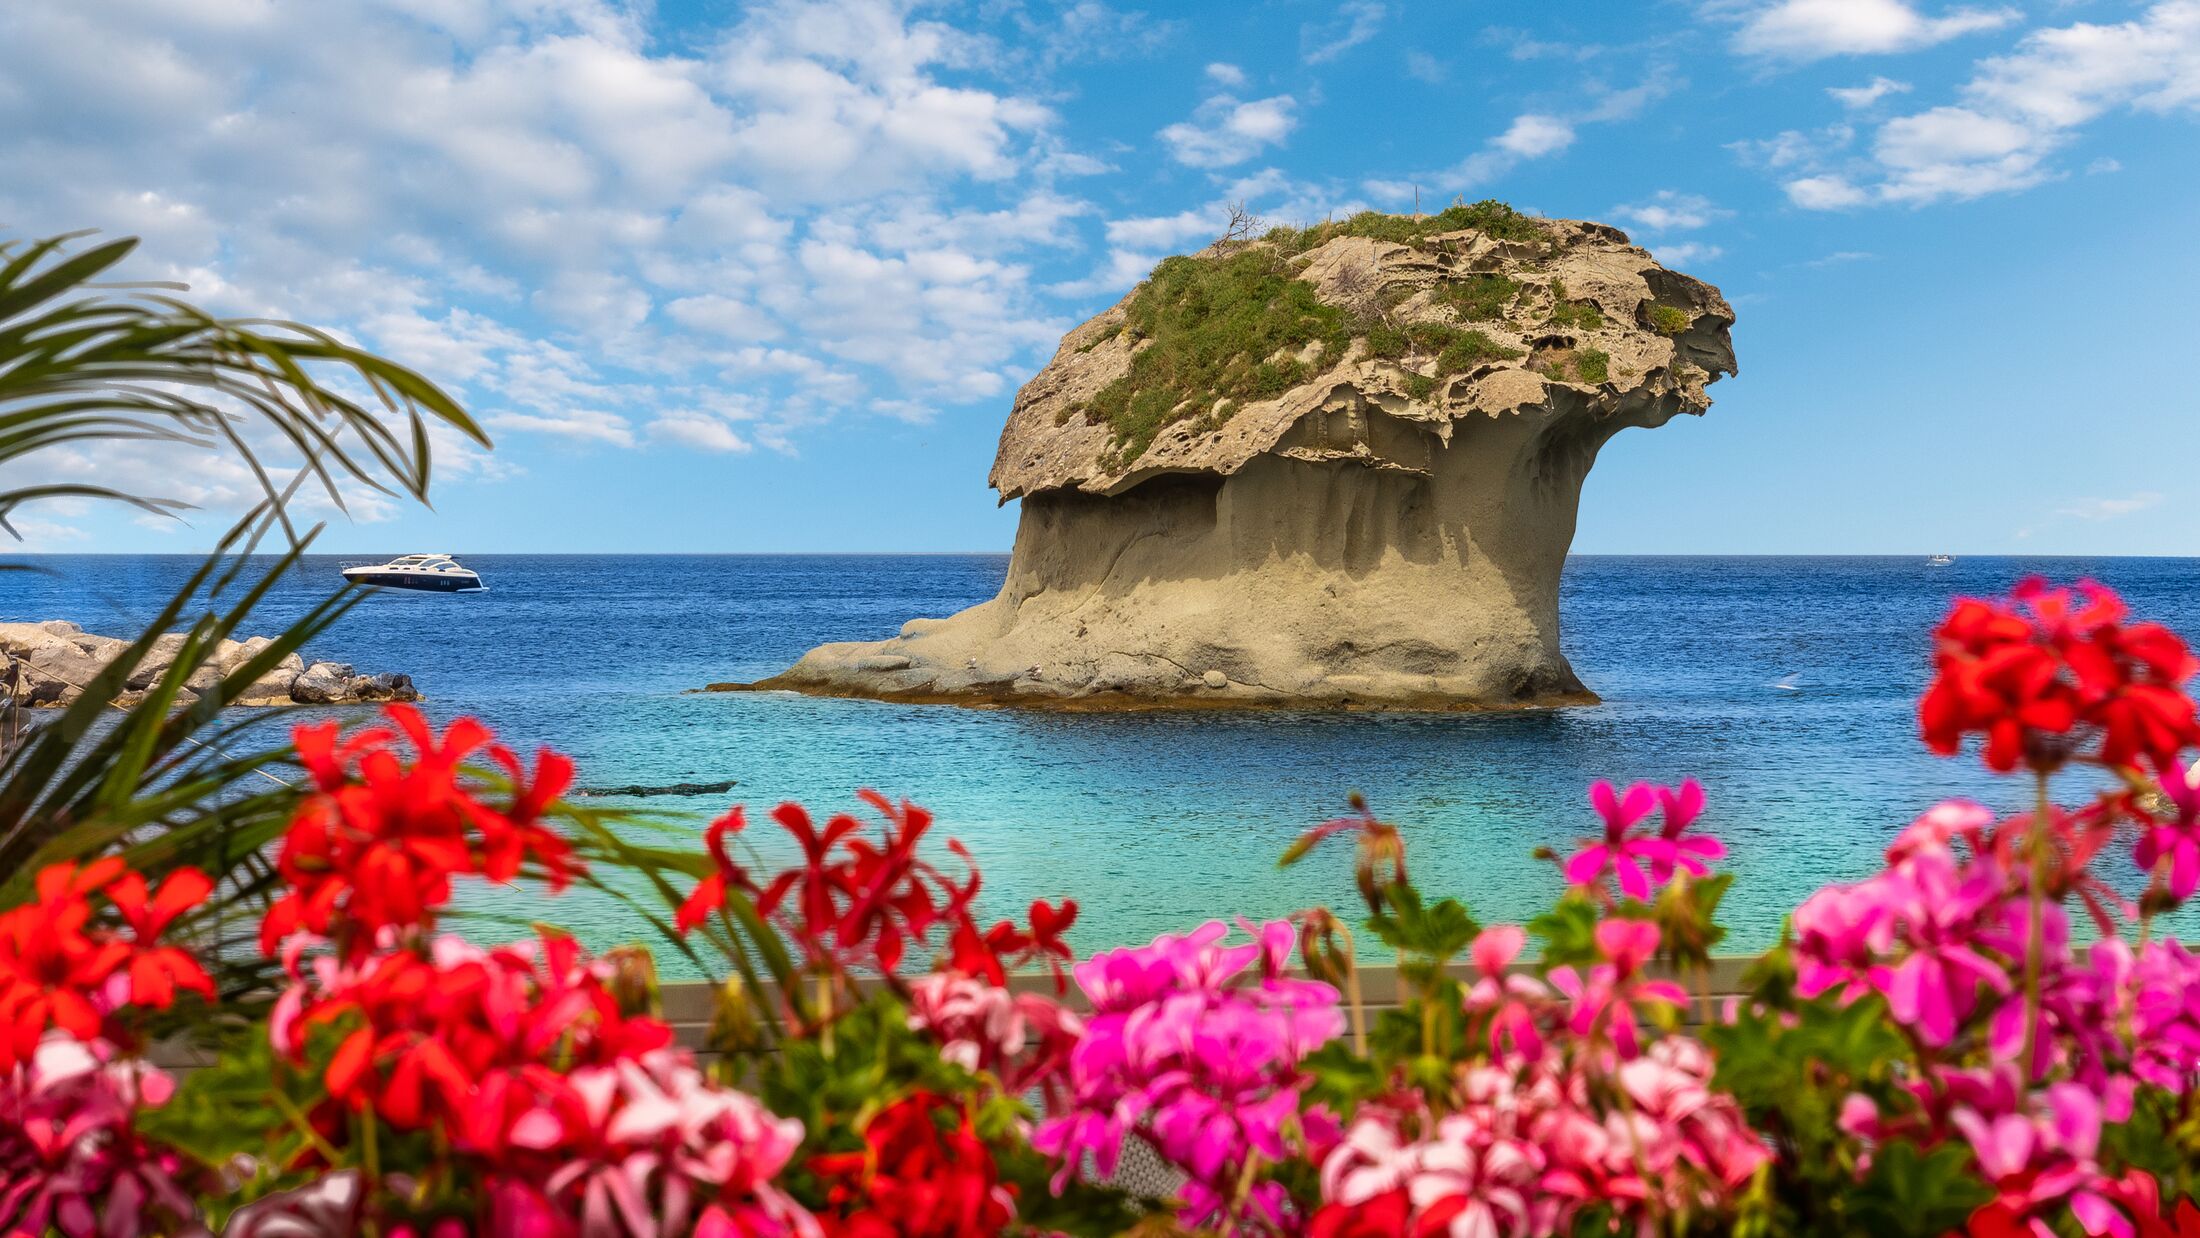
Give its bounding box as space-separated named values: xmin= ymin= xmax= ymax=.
xmin=650 ymin=955 xmax=1761 ymax=1052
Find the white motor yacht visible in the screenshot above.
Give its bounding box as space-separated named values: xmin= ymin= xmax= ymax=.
xmin=1927 ymin=554 xmax=1954 ymax=567
xmin=340 ymin=553 xmax=485 ymax=592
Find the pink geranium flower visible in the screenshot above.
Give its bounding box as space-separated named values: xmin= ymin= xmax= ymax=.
xmin=1882 ymin=847 xmax=2012 ymax=1046
xmin=1462 ymin=926 xmax=1549 ymax=1063
xmin=1648 ymin=780 xmax=1726 ymax=884
xmin=2135 ymin=759 xmax=2200 ymax=902
xmin=1548 ymin=921 xmax=1687 ymax=1059
xmin=1564 ymin=782 xmax=1666 ymax=901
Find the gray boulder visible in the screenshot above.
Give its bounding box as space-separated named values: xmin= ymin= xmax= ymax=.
xmin=289 ymin=662 xmax=354 ymax=704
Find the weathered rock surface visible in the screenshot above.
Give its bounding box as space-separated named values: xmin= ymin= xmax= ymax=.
xmin=730 ymin=209 xmax=1735 ymax=711
xmin=0 ymin=621 xmax=418 ymax=707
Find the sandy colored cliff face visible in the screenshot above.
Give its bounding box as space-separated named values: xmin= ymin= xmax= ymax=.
xmin=730 ymin=210 xmax=1735 ymax=710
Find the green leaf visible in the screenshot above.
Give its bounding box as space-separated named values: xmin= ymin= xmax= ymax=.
xmin=1849 ymin=1139 xmax=1991 ymax=1238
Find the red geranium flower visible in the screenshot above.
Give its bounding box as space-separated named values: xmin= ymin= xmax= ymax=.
xmin=1308 ymin=1189 xmax=1411 ymax=1238
xmin=261 ymin=704 xmax=583 ymax=958
xmin=0 ymin=859 xmax=213 ymax=1069
xmin=813 ymin=1092 xmax=1014 ymax=1238
xmin=1921 ymin=579 xmax=2200 ymax=773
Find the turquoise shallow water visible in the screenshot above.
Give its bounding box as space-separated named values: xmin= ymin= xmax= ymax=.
xmin=9 ymin=554 xmax=2199 ymax=975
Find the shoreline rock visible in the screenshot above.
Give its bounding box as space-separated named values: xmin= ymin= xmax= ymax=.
xmin=0 ymin=620 xmax=418 ymax=708
xmin=729 ymin=208 xmax=1735 ymax=713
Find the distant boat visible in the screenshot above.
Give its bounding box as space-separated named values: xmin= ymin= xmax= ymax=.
xmin=1927 ymin=554 xmax=1954 ymax=567
xmin=341 ymin=553 xmax=485 ymax=592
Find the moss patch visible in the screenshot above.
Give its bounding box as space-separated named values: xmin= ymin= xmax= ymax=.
xmin=1437 ymin=274 xmax=1520 ymax=322
xmin=1084 ymin=248 xmax=1353 ymax=466
xmin=1647 ymin=303 xmax=1691 ymax=336
xmin=1574 ymin=348 xmax=1610 ymax=385
xmin=1546 ymin=280 xmax=1605 ymax=331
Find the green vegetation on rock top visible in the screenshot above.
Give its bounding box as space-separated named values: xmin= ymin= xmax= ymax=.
xmin=1263 ymin=199 xmax=1548 ymax=254
xmin=1077 ymin=204 xmax=1550 ymax=467
xmin=1082 ymin=248 xmax=1352 ymax=467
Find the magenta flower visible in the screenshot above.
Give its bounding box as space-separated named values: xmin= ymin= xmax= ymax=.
xmin=1547 ymin=920 xmax=1687 ymax=1059
xmin=1953 ymin=1083 xmax=2132 ymax=1238
xmin=2135 ymin=759 xmax=2200 ymax=901
xmin=1886 ymin=799 xmax=1995 ymax=864
xmin=1033 ymin=920 xmax=1341 ymax=1232
xmin=0 ymin=1035 xmax=199 ymax=1235
xmin=1463 ymin=926 xmax=1549 ymax=1063
xmin=1791 ymin=879 xmax=1897 ymax=1005
xmin=1564 ymin=782 xmax=1665 ymax=901
xmin=1882 ymin=846 xmax=2012 ymax=1046
xmin=1648 ymin=779 xmax=1726 ymax=884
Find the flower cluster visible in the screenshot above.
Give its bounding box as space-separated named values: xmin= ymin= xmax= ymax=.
xmin=0 ymin=858 xmax=214 ymax=1236
xmin=1562 ymin=777 xmax=1723 ymax=902
xmin=0 ymin=858 xmax=213 ymax=1069
xmin=1314 ymin=1036 xmax=1764 ymax=1238
xmin=261 ymin=702 xmax=579 ymax=958
xmin=1034 ymin=919 xmax=1344 ymax=1233
xmin=1 ymin=1034 xmax=199 ymax=1235
xmin=1920 ymin=577 xmax=2200 ymax=774
xmin=812 ymin=1092 xmax=1015 ymax=1238
xmin=251 ymin=705 xmax=813 ymax=1235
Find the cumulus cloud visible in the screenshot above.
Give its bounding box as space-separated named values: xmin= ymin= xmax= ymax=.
xmin=1829 ymin=76 xmax=1913 ymax=107
xmin=1732 ymin=0 xmax=2018 ymax=61
xmin=1611 ymin=190 xmax=1729 ymax=232
xmin=1158 ymin=92 xmax=1300 ymax=168
xmin=647 ymin=412 xmax=754 ymax=453
xmin=0 ymin=0 xmax=1120 ymax=534
xmin=1651 ymin=241 xmax=1725 ymax=265
xmin=1770 ymin=1 xmax=2200 ymax=208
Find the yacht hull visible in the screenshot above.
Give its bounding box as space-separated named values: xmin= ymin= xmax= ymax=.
xmin=341 ymin=571 xmax=483 ymax=592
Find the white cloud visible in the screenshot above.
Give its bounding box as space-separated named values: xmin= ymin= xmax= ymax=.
xmin=1775 ymin=1 xmax=2200 ymax=208
xmin=1785 ymin=174 xmax=1872 ymax=208
xmin=1303 ymin=1 xmax=1387 ymax=64
xmin=1611 ymin=190 xmax=1729 ymax=231
xmin=1105 ymin=208 xmax=1225 ymax=250
xmin=665 ymin=294 xmax=783 ymax=341
xmin=2057 ymin=491 xmax=2164 ymax=520
xmin=1495 ymin=113 xmax=1576 ymax=157
xmin=1158 ymin=92 xmax=1300 ymax=168
xmin=1652 ymin=241 xmax=1725 ymax=266
xmin=0 ymin=0 xmax=1110 ymax=535
xmin=1733 ymin=0 xmax=2018 ymax=61
xmin=1829 ymin=76 xmax=1913 ymax=107
xmin=647 ymin=412 xmax=753 ymax=453
xmin=1404 ymin=51 xmax=1447 ymax=83
xmin=485 ymin=408 xmax=636 ymax=447
xmin=1205 ymin=62 xmax=1247 ymax=88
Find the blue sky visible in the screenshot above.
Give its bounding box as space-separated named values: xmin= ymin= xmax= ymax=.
xmin=3 ymin=0 xmax=2197 ymax=554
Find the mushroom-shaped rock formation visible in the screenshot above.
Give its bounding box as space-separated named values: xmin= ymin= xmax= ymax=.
xmin=732 ymin=203 xmax=1736 ymax=711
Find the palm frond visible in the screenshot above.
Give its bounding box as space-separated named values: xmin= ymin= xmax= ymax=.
xmin=0 ymin=231 xmax=490 ymax=540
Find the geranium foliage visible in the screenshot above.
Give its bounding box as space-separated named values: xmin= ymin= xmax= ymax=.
xmin=11 ymin=578 xmax=2200 ymax=1236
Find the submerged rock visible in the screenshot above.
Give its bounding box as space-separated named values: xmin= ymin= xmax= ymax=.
xmin=0 ymin=623 xmax=419 ymax=707
xmin=731 ymin=204 xmax=1737 ymax=711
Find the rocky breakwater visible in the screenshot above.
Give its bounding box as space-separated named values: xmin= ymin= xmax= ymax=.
xmin=727 ymin=203 xmax=1736 ymax=711
xmin=0 ymin=620 xmax=418 ymax=708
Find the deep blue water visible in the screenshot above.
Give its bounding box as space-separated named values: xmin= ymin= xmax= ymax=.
xmin=8 ymin=554 xmax=2198 ymax=974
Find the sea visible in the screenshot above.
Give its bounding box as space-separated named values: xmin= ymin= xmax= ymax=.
xmin=8 ymin=554 xmax=2197 ymax=976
